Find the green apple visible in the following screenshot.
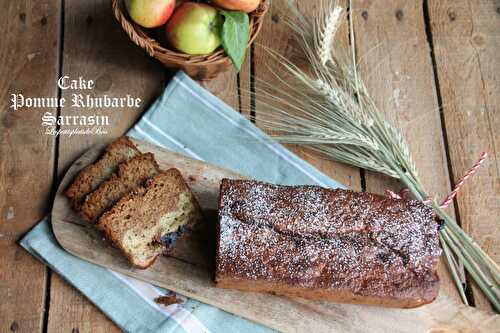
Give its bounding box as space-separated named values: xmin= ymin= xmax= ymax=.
xmin=125 ymin=0 xmax=176 ymax=28
xmin=166 ymin=3 xmax=224 ymax=55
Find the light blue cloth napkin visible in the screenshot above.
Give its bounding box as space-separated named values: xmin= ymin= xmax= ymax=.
xmin=21 ymin=71 xmax=345 ymax=333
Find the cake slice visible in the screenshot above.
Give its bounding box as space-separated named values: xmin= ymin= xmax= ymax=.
xmin=66 ymin=136 xmax=140 ymax=207
xmin=79 ymin=153 xmax=160 ymax=222
xmin=96 ymin=169 xmax=203 ymax=268
xmin=215 ymin=179 xmax=442 ymax=308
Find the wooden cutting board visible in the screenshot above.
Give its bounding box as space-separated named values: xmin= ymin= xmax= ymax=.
xmin=51 ymin=138 xmax=499 ymax=333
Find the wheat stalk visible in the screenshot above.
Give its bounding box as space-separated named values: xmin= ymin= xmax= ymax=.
xmin=254 ymin=0 xmax=500 ymax=310
xmin=316 ymin=3 xmax=343 ymax=65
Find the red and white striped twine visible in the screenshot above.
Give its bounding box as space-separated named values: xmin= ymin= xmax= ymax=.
xmin=385 ymin=152 xmax=488 ymax=209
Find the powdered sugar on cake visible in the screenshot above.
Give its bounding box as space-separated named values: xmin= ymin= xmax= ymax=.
xmin=216 ymin=180 xmax=442 ymax=297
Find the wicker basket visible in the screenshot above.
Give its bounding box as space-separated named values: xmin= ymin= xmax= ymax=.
xmin=112 ymin=0 xmax=269 ymax=80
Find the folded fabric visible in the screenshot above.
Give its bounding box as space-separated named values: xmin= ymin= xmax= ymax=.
xmin=21 ymin=71 xmax=344 ymax=333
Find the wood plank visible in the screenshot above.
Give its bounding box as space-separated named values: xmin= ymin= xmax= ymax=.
xmin=200 ymin=70 xmax=240 ymax=111
xmin=426 ymin=0 xmax=500 ymax=312
xmin=351 ymin=0 xmax=460 ymax=302
xmin=0 ymin=1 xmax=61 ymax=332
xmin=252 ymin=0 xmax=362 ymax=190
xmin=429 ymin=0 xmax=500 ymax=247
xmin=238 ymin=49 xmax=253 ymax=117
xmin=46 ymin=0 xmax=164 ymax=331
xmin=51 ymin=139 xmax=500 ymax=333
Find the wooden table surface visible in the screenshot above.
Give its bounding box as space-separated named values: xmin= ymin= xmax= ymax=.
xmin=1 ymin=1 xmax=498 ymax=332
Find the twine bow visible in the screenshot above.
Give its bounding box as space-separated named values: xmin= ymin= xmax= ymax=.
xmin=386 ymin=152 xmax=488 ymax=208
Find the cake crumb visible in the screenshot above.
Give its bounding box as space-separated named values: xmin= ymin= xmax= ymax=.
xmin=154 ymin=293 xmax=182 ymax=306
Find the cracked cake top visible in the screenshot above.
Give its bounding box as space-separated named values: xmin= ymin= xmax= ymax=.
xmin=216 ymin=179 xmax=441 ymax=299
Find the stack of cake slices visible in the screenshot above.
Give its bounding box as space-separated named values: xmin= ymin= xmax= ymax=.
xmin=66 ymin=136 xmax=202 ymax=268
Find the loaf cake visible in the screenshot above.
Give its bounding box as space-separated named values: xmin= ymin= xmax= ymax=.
xmin=96 ymin=169 xmax=203 ymax=268
xmin=215 ymin=179 xmax=442 ymax=308
xmin=66 ymin=136 xmax=140 ymax=207
xmin=79 ymin=153 xmax=160 ymax=222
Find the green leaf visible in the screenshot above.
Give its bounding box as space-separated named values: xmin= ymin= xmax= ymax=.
xmin=220 ymin=10 xmax=250 ymax=72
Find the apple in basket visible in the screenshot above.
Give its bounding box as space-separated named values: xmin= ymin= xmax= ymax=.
xmin=166 ymin=2 xmax=224 ymax=55
xmin=210 ymin=0 xmax=260 ymax=13
xmin=125 ymin=0 xmax=176 ymax=28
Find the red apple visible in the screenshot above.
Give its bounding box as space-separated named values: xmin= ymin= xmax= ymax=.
xmin=175 ymin=0 xmax=187 ymax=8
xmin=166 ymin=3 xmax=223 ymax=55
xmin=211 ymin=0 xmax=260 ymax=13
xmin=125 ymin=0 xmax=176 ymax=28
